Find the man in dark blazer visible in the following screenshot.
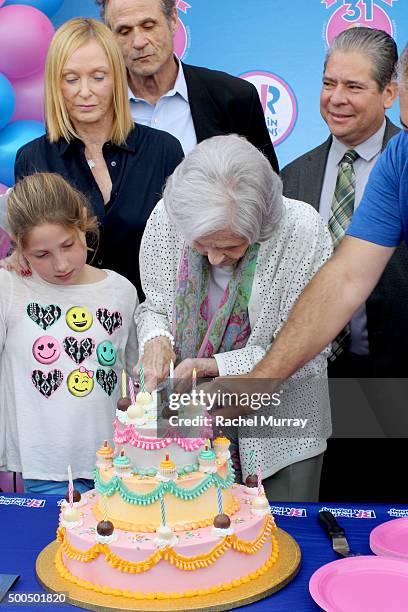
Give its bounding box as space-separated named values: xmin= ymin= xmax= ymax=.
xmin=96 ymin=0 xmax=279 ymax=172
xmin=281 ymin=27 xmax=408 ymax=501
xmin=282 ymin=27 xmax=405 ymax=378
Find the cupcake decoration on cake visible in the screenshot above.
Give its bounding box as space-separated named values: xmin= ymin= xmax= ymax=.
xmin=213 ymin=433 xmax=231 ymax=457
xmin=157 ymin=454 xmax=177 ymax=481
xmin=60 ymin=465 xmax=83 ymax=529
xmin=113 ymin=449 xmax=132 ymax=479
xmin=212 ymin=485 xmax=234 ymax=537
xmin=96 ymin=440 xmax=114 ymax=469
xmin=198 ymin=445 xmax=217 ymax=473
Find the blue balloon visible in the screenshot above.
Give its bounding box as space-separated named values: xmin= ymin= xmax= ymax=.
xmin=3 ymin=0 xmax=64 ymax=18
xmin=0 ymin=120 xmax=44 ymax=186
xmin=0 ymin=74 xmax=15 ymax=131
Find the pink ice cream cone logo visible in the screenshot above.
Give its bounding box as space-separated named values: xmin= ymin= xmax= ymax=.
xmin=240 ymin=71 xmax=297 ymax=146
xmin=325 ymin=2 xmax=393 ymax=46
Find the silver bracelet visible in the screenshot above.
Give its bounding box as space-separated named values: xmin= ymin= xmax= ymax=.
xmin=140 ymin=329 xmax=175 ymax=356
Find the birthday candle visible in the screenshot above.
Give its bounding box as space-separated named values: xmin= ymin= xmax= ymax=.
xmin=128 ymin=377 xmax=136 ymax=404
xmin=192 ymin=367 xmax=196 ymax=391
xmin=160 ymin=494 xmax=166 ymax=527
xmin=249 ymin=449 xmax=255 ymax=474
xmin=140 ymin=363 xmax=145 ymax=393
xmin=102 ymin=495 xmax=108 ymax=522
xmin=257 ymin=466 xmax=262 ymax=497
xmin=169 ymin=360 xmax=174 ymax=379
xmin=121 ymin=370 xmax=126 ymax=399
xmin=67 ymin=464 xmax=73 ymax=509
xmin=217 ymin=485 xmax=223 ymax=514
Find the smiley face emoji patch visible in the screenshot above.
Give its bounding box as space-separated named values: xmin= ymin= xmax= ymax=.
xmin=66 ymin=306 xmax=93 ymax=332
xmin=67 ymin=367 xmax=94 ymax=397
xmin=96 ymin=340 xmax=117 ymax=366
xmin=32 ymin=336 xmax=61 ymax=364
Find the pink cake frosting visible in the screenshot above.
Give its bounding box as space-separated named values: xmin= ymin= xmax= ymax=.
xmin=114 ymin=419 xmax=205 ymax=451
xmin=57 ymin=485 xmax=276 ymax=597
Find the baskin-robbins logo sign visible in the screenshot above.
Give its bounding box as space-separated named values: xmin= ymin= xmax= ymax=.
xmin=319 ymin=506 xmax=376 ymax=519
xmin=321 ymin=0 xmax=396 ymax=46
xmin=270 ymin=506 xmax=307 ymax=517
xmin=174 ymin=0 xmax=191 ymax=60
xmin=388 ymin=508 xmax=408 ymax=518
xmin=240 ymin=71 xmax=297 ymax=146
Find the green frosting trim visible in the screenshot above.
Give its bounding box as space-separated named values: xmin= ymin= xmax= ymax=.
xmin=93 ymin=460 xmax=235 ymax=505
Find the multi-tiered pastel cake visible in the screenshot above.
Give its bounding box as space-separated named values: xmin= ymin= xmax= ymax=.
xmin=55 ymin=391 xmax=278 ymax=601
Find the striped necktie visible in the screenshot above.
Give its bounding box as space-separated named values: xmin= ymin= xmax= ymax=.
xmin=328 ymin=149 xmax=359 ymax=361
xmin=328 ymin=149 xmax=359 ymax=249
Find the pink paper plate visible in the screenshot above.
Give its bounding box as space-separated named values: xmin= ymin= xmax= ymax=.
xmin=370 ymin=518 xmax=408 ymax=559
xmin=309 ymin=555 xmax=408 ymax=611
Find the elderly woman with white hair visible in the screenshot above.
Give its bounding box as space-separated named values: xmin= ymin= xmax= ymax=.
xmin=136 ymin=134 xmax=332 ymax=501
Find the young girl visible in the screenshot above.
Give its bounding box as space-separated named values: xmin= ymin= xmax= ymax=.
xmin=0 ymin=173 xmax=138 ymax=494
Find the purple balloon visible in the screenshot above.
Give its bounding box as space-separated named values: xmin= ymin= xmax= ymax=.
xmin=0 ymin=6 xmax=54 ymax=80
xmin=11 ymin=69 xmax=44 ymax=122
xmin=0 ymin=182 xmax=8 ymax=194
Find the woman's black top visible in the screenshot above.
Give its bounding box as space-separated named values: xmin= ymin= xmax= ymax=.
xmin=15 ymin=123 xmax=184 ymax=298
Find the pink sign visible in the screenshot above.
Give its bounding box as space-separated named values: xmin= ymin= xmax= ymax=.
xmin=174 ymin=18 xmax=188 ymax=59
xmin=326 ymin=2 xmax=393 ymax=46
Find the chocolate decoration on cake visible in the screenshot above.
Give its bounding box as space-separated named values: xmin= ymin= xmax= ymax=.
xmin=97 ymin=520 xmax=114 ymax=536
xmin=117 ymin=397 xmax=131 ymax=411
xmin=213 ymin=513 xmax=231 ymax=529
xmin=65 ymin=489 xmax=81 ymax=503
xmin=245 ymin=474 xmax=258 ymax=488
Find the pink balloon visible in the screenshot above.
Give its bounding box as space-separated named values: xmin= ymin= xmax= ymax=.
xmin=0 ymin=6 xmax=54 ymax=80
xmin=0 ymin=183 xmax=8 ymax=194
xmin=11 ymin=70 xmax=44 ymax=122
xmin=0 ymin=228 xmax=11 ymax=260
xmin=0 ymin=1 xmax=5 ymax=6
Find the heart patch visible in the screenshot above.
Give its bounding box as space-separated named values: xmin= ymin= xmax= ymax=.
xmin=63 ymin=337 xmax=95 ymax=364
xmin=96 ymin=369 xmax=117 ymax=396
xmin=96 ymin=308 xmax=122 ymax=335
xmin=32 ymin=369 xmax=64 ymax=398
xmin=27 ymin=303 xmax=61 ymax=331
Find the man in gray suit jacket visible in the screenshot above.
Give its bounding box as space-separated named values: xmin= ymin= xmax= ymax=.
xmin=281 ymin=27 xmax=408 ymax=501
xmin=282 ymin=27 xmax=405 ymax=378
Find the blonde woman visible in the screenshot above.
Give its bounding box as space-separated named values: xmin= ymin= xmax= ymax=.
xmin=13 ymin=18 xmax=183 ymax=296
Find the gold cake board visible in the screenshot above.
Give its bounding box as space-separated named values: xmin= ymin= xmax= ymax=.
xmin=36 ymin=528 xmax=301 ymax=612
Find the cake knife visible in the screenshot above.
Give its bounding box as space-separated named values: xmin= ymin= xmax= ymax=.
xmin=318 ymin=510 xmax=360 ymax=557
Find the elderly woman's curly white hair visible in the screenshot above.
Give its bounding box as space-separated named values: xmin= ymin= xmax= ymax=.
xmin=163 ymin=134 xmax=283 ymax=244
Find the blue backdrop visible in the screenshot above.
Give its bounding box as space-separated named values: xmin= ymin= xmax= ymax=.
xmin=51 ymin=0 xmax=408 ymax=168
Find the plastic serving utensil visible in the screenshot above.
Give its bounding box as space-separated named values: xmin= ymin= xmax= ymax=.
xmin=318 ymin=510 xmax=360 ymax=557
